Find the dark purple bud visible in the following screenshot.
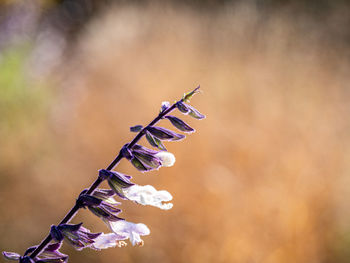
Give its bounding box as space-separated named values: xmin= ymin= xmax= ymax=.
xmin=2 ymin=251 xmax=21 ymax=261
xmin=120 ymin=144 xmax=133 ymax=160
xmin=130 ymin=125 xmax=143 ymax=132
xmin=146 ymin=126 xmax=185 ymax=141
xmin=77 ymin=194 xmax=103 ymax=207
xmin=165 ymin=115 xmax=195 ymax=133
xmin=50 ymin=225 xmax=64 ymax=242
xmin=98 ymin=169 xmax=110 ymax=181
xmin=145 ymin=130 xmax=167 ymax=151
xmin=20 ymin=256 xmax=35 ymax=263
xmin=176 ymin=101 xmax=190 ymax=113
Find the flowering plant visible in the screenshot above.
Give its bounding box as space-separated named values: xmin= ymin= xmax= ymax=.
xmin=3 ymin=87 xmax=204 ymax=263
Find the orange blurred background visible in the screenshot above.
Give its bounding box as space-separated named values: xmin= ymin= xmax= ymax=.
xmin=1 ymin=1 xmax=350 ymax=263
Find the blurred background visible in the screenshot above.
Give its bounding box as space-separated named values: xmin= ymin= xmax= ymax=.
xmin=1 ymin=0 xmax=350 ymax=262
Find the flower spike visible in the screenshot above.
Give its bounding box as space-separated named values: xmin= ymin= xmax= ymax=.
xmin=3 ymin=87 xmax=204 ymax=261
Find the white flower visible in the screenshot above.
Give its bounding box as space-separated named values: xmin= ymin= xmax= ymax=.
xmin=155 ymin=151 xmax=175 ymax=167
xmin=124 ymin=185 xmax=173 ymax=210
xmin=105 ymin=220 xmax=150 ymax=246
xmin=92 ymin=233 xmax=127 ymax=250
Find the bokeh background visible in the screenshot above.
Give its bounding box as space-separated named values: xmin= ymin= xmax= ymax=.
xmin=1 ymin=0 xmax=350 ymax=262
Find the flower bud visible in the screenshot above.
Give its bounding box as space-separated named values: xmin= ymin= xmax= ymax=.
xmin=165 ymin=115 xmax=195 ymax=133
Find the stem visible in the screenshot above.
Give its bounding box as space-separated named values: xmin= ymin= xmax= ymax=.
xmin=29 ymin=102 xmax=178 ymax=259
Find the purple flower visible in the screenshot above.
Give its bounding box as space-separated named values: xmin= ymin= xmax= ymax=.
xmin=3 ymin=243 xmax=68 ymax=263
xmin=77 ymin=189 xmax=123 ymax=222
xmin=50 ymin=223 xmax=101 ymax=251
xmin=164 ymin=115 xmax=195 ymax=133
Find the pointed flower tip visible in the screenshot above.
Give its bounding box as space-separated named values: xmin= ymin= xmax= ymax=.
xmin=183 ymin=85 xmax=201 ymax=102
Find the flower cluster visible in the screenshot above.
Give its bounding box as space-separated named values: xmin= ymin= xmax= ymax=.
xmin=2 ymin=87 xmax=204 ymax=262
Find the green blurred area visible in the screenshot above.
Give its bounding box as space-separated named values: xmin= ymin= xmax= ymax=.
xmin=1 ymin=1 xmax=350 ymax=263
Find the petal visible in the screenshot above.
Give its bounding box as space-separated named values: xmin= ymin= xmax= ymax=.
xmin=130 ymin=125 xmax=143 ymax=132
xmin=58 ymin=223 xmax=82 ymax=234
xmin=104 ymin=170 xmax=134 ymax=188
xmin=186 ymin=104 xmax=205 ymax=119
xmin=88 ymin=206 xmax=123 ymax=222
xmin=124 ymin=185 xmax=173 ymax=210
xmin=146 ymin=126 xmax=185 ymax=141
xmin=131 ymin=151 xmax=161 ymax=169
xmin=154 ymin=151 xmax=176 ymax=167
xmin=131 ymin=157 xmax=152 ymax=172
xmin=176 ymin=101 xmax=190 ymax=113
xmin=107 ymin=220 xmax=150 ymax=246
xmin=78 ymin=194 xmax=103 ymax=207
xmin=145 ymin=131 xmax=167 ymax=151
xmin=165 ymin=116 xmax=195 ymax=133
xmin=2 ymin=251 xmax=21 ymax=261
xmin=131 ymin=144 xmax=159 ymax=155
xmin=38 ymin=243 xmax=68 ymax=263
xmin=92 ymin=189 xmax=119 ymax=205
xmin=92 ymin=233 xmax=127 ymax=250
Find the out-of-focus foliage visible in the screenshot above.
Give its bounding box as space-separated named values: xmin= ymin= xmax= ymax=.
xmin=1 ymin=1 xmax=350 ymax=263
